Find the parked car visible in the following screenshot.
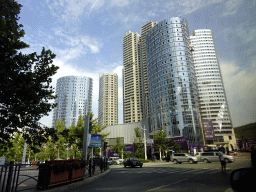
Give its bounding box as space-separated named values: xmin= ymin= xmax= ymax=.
xmin=123 ymin=157 xmax=143 ymax=168
xmin=199 ymin=152 xmax=235 ymax=163
xmin=229 ymin=151 xmax=237 ymax=156
xmin=171 ymin=153 xmax=198 ymax=164
xmin=195 ymin=152 xmax=203 ymax=161
xmin=108 ymin=157 xmax=123 ymax=165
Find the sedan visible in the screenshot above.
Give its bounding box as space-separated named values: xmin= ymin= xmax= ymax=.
xmin=123 ymin=157 xmax=143 ymax=168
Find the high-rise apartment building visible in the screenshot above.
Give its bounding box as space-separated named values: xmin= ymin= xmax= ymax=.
xmin=138 ymin=21 xmax=158 ymax=119
xmin=190 ymin=29 xmax=236 ymax=148
xmin=145 ymin=17 xmax=204 ymax=144
xmin=123 ymin=31 xmax=142 ymax=123
xmin=52 ymin=76 xmax=93 ymax=128
xmin=98 ymin=73 xmax=118 ymax=126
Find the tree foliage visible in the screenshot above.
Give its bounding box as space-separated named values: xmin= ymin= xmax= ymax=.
xmin=0 ymin=0 xmax=59 ymax=147
xmin=87 ymin=112 xmax=109 ymax=141
xmin=112 ymin=137 xmax=125 ymax=156
xmin=154 ymin=126 xmax=170 ymax=154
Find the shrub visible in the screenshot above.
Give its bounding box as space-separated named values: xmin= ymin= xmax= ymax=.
xmin=139 ymin=159 xmax=150 ymax=163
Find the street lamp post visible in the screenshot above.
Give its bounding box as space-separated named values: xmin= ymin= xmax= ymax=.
xmin=140 ymin=126 xmax=147 ymax=160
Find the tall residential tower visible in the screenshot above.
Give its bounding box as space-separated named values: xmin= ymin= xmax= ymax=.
xmin=98 ymin=73 xmax=118 ymax=126
xmin=52 ymin=76 xmax=93 ymax=128
xmin=190 ymin=29 xmax=236 ymax=149
xmin=138 ymin=21 xmax=158 ymax=119
xmin=123 ymin=31 xmax=142 ymax=123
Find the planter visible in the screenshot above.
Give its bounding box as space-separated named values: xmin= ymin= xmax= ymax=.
xmin=72 ymin=168 xmax=84 ymax=181
xmin=49 ymin=169 xmax=69 ymax=187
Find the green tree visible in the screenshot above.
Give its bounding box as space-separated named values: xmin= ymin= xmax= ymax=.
xmin=0 ymin=0 xmax=59 ymax=148
xmin=68 ymin=116 xmax=84 ymax=158
xmin=154 ymin=127 xmax=170 ymax=160
xmin=170 ymin=141 xmax=181 ymax=153
xmin=112 ymin=137 xmax=125 ymax=157
xmin=0 ymin=133 xmax=25 ymax=162
xmin=88 ymin=112 xmax=109 ymax=141
xmin=133 ymin=127 xmax=144 ymax=158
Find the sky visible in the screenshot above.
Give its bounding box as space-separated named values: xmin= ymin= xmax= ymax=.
xmin=16 ymin=0 xmax=256 ymax=128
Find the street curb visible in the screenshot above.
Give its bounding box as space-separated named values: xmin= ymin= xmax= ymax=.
xmin=45 ymin=169 xmax=111 ymax=192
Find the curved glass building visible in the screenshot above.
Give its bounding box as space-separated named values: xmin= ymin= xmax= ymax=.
xmin=52 ymin=76 xmax=93 ymax=128
xmin=145 ymin=17 xmax=204 ymax=144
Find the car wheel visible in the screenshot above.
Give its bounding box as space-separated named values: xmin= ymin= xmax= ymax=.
xmin=203 ymin=159 xmax=209 ymax=163
xmin=124 ymin=164 xmax=126 ymax=168
xmin=173 ymin=160 xmax=178 ymax=164
xmin=179 ymin=162 xmax=182 ymax=164
xmin=189 ymin=159 xmax=193 ymax=164
xmin=140 ymin=165 xmax=142 ymax=168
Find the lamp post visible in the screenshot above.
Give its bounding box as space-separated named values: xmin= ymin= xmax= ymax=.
xmin=140 ymin=126 xmax=147 ymax=160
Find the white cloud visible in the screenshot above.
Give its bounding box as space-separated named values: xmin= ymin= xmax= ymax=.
xmin=176 ymin=0 xmax=223 ymax=15
xmin=109 ymin=0 xmax=131 ymax=7
xmin=220 ymin=61 xmax=256 ymax=127
xmin=222 ymin=0 xmax=242 ymax=16
xmin=53 ymin=28 xmax=103 ymax=54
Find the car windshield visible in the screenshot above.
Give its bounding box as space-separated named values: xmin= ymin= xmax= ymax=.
xmin=130 ymin=158 xmax=138 ymax=161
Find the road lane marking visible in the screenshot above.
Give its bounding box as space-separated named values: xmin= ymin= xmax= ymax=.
xmin=146 ymin=179 xmax=188 ymax=191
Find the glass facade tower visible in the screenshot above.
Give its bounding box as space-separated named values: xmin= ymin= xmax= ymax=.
xmin=146 ymin=17 xmax=204 ymax=144
xmin=52 ymin=76 xmax=93 ymax=128
xmin=190 ymin=29 xmax=236 ymax=148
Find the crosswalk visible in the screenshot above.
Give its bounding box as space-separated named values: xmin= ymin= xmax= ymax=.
xmin=116 ymin=167 xmax=230 ymax=175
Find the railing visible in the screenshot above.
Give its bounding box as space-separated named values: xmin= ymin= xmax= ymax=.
xmin=0 ymin=161 xmax=39 ymax=192
xmin=1 ymin=158 xmax=109 ymax=192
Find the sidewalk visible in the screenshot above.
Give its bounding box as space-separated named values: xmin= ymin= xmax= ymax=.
xmin=26 ymin=169 xmax=111 ymax=192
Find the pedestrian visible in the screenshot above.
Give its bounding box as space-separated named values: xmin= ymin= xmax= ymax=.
xmin=219 ymin=152 xmax=226 ymax=173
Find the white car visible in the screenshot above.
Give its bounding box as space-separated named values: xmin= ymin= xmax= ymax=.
xmin=108 ymin=157 xmax=123 ymax=165
xmin=200 ymin=152 xmax=235 ymax=163
xmin=171 ymin=153 xmax=198 ymax=164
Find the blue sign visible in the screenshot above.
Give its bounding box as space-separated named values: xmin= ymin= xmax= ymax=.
xmin=89 ymin=134 xmax=102 ymax=147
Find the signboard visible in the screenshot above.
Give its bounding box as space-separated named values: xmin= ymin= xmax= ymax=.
xmin=89 ymin=134 xmax=102 ymax=147
xmin=0 ymin=157 xmax=6 ymax=165
xmin=203 ymin=119 xmax=215 ymax=140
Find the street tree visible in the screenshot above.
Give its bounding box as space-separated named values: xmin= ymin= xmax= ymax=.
xmin=154 ymin=126 xmax=170 ymax=160
xmin=133 ymin=127 xmax=144 ymax=158
xmin=170 ymin=141 xmax=181 ymax=153
xmin=0 ymin=0 xmax=59 ymax=148
xmin=112 ymin=137 xmax=125 ymax=157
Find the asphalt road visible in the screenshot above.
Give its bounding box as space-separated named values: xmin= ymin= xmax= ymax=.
xmin=71 ymin=153 xmax=251 ymax=192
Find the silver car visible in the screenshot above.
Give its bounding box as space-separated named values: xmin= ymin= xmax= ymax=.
xmin=171 ymin=153 xmax=198 ymax=164
xmin=200 ymin=152 xmax=235 ymax=163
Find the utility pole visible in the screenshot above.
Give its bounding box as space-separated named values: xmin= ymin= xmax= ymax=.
xmin=140 ymin=126 xmax=147 ymax=160
xmin=83 ymin=115 xmax=90 ymax=161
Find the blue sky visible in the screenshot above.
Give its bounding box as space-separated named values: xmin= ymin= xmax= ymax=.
xmin=16 ymin=0 xmax=256 ymax=128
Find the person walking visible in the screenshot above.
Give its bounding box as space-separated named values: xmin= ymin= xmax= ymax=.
xmin=219 ymin=151 xmax=226 ymax=173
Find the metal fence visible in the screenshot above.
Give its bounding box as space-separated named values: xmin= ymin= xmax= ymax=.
xmin=0 ymin=161 xmax=39 ymax=192
xmin=1 ymin=158 xmax=109 ymax=192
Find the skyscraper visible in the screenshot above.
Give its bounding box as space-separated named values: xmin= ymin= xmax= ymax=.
xmin=52 ymin=76 xmax=93 ymax=128
xmin=145 ymin=17 xmax=204 ymax=144
xmin=98 ymin=73 xmax=118 ymax=126
xmin=123 ymin=31 xmax=142 ymax=123
xmin=138 ymin=21 xmax=158 ymax=120
xmin=190 ymin=29 xmax=236 ymax=148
